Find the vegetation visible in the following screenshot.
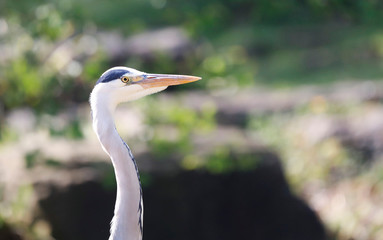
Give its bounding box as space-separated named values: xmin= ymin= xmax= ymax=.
xmin=1 ymin=0 xmax=383 ymax=239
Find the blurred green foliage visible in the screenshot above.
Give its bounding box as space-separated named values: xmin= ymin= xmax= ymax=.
xmin=48 ymin=118 xmax=84 ymax=139
xmin=1 ymin=1 xmax=383 ymax=239
xmin=143 ymin=99 xmax=216 ymax=158
xmin=25 ymin=150 xmax=41 ymax=169
xmin=1 ymin=0 xmax=383 ymax=112
xmin=204 ymin=147 xmax=261 ymax=174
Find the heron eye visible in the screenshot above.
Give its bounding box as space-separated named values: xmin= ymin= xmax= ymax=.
xmin=121 ymin=76 xmax=131 ymax=83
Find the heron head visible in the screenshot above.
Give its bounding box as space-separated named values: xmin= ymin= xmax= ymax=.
xmin=90 ymin=66 xmax=201 ymax=108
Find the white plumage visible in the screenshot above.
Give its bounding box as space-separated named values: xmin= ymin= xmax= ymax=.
xmin=90 ymin=67 xmax=200 ymax=240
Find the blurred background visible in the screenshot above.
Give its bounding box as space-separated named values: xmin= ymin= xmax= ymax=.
xmin=1 ymin=1 xmax=383 ymax=240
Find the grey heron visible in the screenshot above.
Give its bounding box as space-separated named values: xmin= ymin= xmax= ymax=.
xmin=89 ymin=66 xmax=201 ymax=240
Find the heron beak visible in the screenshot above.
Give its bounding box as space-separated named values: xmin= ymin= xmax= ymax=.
xmin=138 ymin=73 xmax=201 ymax=89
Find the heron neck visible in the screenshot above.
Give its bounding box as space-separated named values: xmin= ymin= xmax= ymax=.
xmin=91 ymin=100 xmax=143 ymax=240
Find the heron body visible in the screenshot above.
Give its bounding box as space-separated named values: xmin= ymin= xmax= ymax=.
xmin=90 ymin=67 xmax=200 ymax=240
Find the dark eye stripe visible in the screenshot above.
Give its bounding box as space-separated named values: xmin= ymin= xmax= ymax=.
xmin=96 ymin=69 xmax=131 ymax=84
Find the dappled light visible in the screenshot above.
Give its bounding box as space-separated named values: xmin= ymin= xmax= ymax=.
xmin=1 ymin=1 xmax=383 ymax=240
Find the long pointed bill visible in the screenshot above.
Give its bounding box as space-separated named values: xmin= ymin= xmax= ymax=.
xmin=138 ymin=73 xmax=201 ymax=89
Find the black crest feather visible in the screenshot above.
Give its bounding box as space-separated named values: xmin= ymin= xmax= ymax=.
xmin=96 ymin=69 xmax=131 ymax=84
